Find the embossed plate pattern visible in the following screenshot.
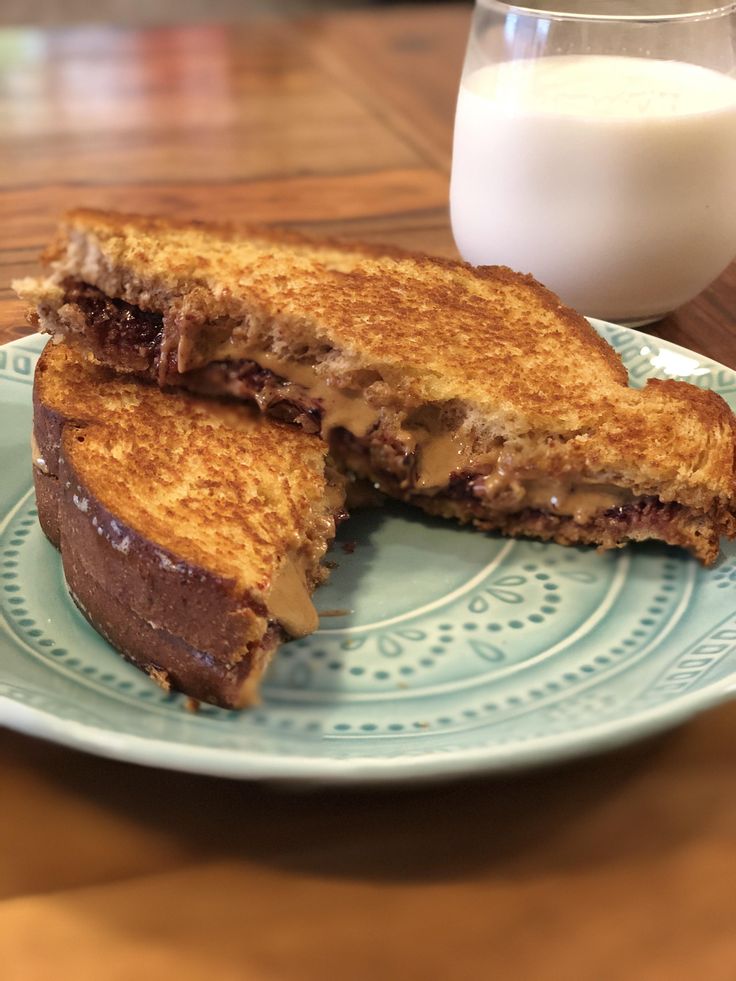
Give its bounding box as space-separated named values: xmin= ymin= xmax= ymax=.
xmin=1 ymin=327 xmax=735 ymax=782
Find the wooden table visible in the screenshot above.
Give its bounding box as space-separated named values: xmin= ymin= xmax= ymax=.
xmin=1 ymin=6 xmax=735 ymax=979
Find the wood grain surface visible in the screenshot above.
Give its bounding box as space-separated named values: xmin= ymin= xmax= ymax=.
xmin=1 ymin=6 xmax=735 ymax=979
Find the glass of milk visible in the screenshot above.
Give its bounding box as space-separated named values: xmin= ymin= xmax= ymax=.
xmin=450 ymin=1 xmax=736 ymax=324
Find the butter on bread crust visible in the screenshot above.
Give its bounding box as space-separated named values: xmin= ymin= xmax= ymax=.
xmin=33 ymin=340 xmax=345 ymax=708
xmin=18 ymin=209 xmax=736 ymax=564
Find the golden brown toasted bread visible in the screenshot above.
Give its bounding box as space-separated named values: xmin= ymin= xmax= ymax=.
xmin=17 ymin=209 xmax=736 ymax=564
xmin=33 ymin=340 xmax=345 ymax=708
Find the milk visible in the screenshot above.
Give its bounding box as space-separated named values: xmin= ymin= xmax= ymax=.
xmin=450 ymin=56 xmax=736 ymax=321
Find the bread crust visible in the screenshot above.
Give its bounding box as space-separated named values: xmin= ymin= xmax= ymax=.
xmin=38 ymin=459 xmax=271 ymax=705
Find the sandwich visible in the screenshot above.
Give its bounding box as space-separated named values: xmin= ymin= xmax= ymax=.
xmin=33 ymin=340 xmax=346 ymax=708
xmin=17 ymin=209 xmax=736 ymax=565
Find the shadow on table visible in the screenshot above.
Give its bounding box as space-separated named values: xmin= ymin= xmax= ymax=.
xmin=2 ymin=713 xmax=718 ymax=886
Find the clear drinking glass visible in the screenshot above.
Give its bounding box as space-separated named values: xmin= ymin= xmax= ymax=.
xmin=450 ymin=1 xmax=736 ymax=324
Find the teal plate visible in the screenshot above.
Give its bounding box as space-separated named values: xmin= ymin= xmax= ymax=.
xmin=1 ymin=327 xmax=735 ymax=782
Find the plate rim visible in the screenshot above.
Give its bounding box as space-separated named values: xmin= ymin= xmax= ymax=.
xmin=1 ymin=327 xmax=735 ymax=782
xmin=0 ymin=670 xmax=733 ymax=782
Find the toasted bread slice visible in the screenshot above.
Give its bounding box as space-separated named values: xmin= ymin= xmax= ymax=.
xmin=33 ymin=340 xmax=345 ymax=708
xmin=18 ymin=209 xmax=736 ymax=564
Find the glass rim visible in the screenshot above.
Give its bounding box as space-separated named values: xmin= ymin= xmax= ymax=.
xmin=477 ymin=1 xmax=736 ymax=23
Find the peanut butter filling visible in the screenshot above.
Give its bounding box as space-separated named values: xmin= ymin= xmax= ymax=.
xmin=203 ymin=341 xmax=483 ymax=488
xmin=475 ymin=473 xmax=631 ymax=522
xmin=411 ymin=431 xmax=505 ymax=491
xmin=208 ymin=343 xmax=381 ymax=438
xmin=31 ymin=431 xmax=50 ymax=475
xmin=194 ymin=341 xmax=634 ymax=518
xmin=414 ymin=430 xmax=479 ymax=489
xmin=265 ymin=552 xmax=319 ymax=638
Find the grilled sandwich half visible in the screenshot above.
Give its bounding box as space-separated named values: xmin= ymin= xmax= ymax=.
xmin=18 ymin=209 xmax=736 ymax=564
xmin=33 ymin=340 xmax=345 ymax=708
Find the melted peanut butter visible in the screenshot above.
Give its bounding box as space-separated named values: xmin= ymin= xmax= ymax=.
xmin=530 ymin=480 xmax=629 ymax=522
xmin=235 ymin=638 xmax=275 ymax=708
xmin=477 ymin=473 xmax=630 ymax=522
xmin=266 ymin=553 xmax=319 ymax=638
xmin=208 ymin=341 xmax=484 ymax=488
xmin=414 ymin=431 xmax=475 ymax=489
xmin=31 ymin=432 xmax=49 ymax=475
xmin=413 ymin=433 xmax=505 ymax=490
xmin=202 ymin=343 xmax=632 ymax=516
xmin=218 ymin=344 xmax=380 ymax=438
